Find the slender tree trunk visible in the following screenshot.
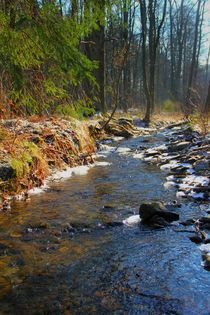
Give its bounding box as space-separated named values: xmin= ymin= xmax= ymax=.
xmin=139 ymin=0 xmax=151 ymax=123
xmin=185 ymin=0 xmax=202 ymax=114
xmin=203 ymin=82 xmax=210 ymax=113
xmin=169 ymin=0 xmax=175 ymax=98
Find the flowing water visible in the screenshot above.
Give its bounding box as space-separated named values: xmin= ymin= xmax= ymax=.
xmin=0 ymin=132 xmax=209 ymax=315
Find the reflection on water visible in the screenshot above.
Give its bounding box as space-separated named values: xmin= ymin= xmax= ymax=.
xmin=0 ymin=134 xmax=209 ymax=314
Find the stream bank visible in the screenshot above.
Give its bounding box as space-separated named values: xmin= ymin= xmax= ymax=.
xmin=0 ymin=117 xmax=96 ymax=207
xmin=0 ymin=115 xmax=152 ymax=208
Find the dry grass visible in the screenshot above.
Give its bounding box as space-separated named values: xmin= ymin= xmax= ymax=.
xmin=0 ymin=117 xmax=96 ymax=196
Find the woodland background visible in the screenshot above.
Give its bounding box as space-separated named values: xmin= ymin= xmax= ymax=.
xmin=0 ymin=0 xmax=209 ymax=122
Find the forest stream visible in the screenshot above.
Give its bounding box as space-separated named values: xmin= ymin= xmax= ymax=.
xmin=0 ymin=127 xmax=209 ymax=315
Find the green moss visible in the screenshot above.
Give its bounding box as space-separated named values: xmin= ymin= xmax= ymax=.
xmin=10 ymin=158 xmax=29 ymax=177
xmin=10 ymin=141 xmax=42 ymax=177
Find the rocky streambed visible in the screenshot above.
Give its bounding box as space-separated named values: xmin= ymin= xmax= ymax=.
xmin=132 ymin=121 xmax=210 ymax=269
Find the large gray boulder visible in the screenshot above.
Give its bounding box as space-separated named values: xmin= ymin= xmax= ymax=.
xmin=139 ymin=202 xmax=179 ymax=224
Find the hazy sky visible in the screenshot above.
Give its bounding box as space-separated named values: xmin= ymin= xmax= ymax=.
xmin=202 ymin=1 xmax=210 ymax=62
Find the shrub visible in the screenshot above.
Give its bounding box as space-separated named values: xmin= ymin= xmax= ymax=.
xmin=162 ymin=99 xmax=178 ymax=112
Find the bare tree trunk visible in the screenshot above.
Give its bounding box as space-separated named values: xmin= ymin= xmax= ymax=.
xmin=139 ymin=0 xmax=151 ymax=123
xmin=204 ymin=83 xmax=210 ymax=113
xmin=139 ymin=0 xmax=167 ymax=123
xmin=195 ymin=1 xmax=205 ymax=81
xmin=169 ymin=0 xmax=175 ymax=98
xmin=185 ymin=0 xmax=202 ymax=114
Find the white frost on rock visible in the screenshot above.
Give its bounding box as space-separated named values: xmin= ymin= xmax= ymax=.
xmin=176 ymin=191 xmax=186 ymax=198
xmin=164 ymin=181 xmax=177 ymax=189
xmin=182 ymin=175 xmax=209 ymax=186
xmin=123 ymin=215 xmax=141 ymax=226
xmin=133 ymin=152 xmax=144 ymax=159
xmin=189 ymin=192 xmax=205 ymax=200
xmin=112 ymin=136 xmax=124 ymax=141
xmin=200 ymin=244 xmax=210 ymax=254
xmin=116 ymin=147 xmax=131 ymax=154
xmin=160 ymin=160 xmax=179 ymax=171
xmin=95 ymin=161 xmax=111 ymax=167
xmin=28 ymin=183 xmax=49 ymax=195
xmin=144 ymin=156 xmax=158 ymax=162
xmin=99 ymin=144 xmax=115 ymax=154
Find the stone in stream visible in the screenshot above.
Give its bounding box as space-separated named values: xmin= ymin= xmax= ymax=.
xmin=100 ymin=205 xmax=116 ymax=212
xmin=189 ymin=235 xmax=203 ymax=244
xmin=200 ymin=223 xmax=210 ymax=230
xmin=123 ymin=215 xmax=141 ymax=226
xmin=148 ymin=215 xmax=169 ymax=228
xmin=168 ymin=141 xmax=191 ymax=153
xmin=180 ymin=219 xmax=196 ymax=226
xmin=199 ymin=217 xmax=210 ymax=224
xmin=105 ymin=221 xmax=124 ymax=228
xmin=194 ymin=160 xmax=209 ymax=172
xmin=199 ymin=244 xmax=210 ymax=269
xmin=139 ymin=202 xmax=179 ymax=226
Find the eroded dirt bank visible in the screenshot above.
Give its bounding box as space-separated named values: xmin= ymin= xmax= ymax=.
xmin=0 ymin=117 xmax=96 ymax=206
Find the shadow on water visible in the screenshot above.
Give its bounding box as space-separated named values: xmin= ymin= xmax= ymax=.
xmin=0 ymin=134 xmax=209 ymax=314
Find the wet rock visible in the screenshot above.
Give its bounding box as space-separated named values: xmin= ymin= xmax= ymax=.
xmin=100 ymin=205 xmax=115 ymax=212
xmin=165 ymin=202 xmax=181 ymax=212
xmin=168 ymin=141 xmax=191 ymax=153
xmin=105 ymin=221 xmax=123 ymax=228
xmin=62 ymin=222 xmax=92 ymax=234
xmin=145 ymin=150 xmax=159 ymax=157
xmin=194 ymin=160 xmax=209 ymax=172
xmin=0 ymin=163 xmax=15 ymax=181
xmin=139 ymin=202 xmax=179 ymax=224
xmin=166 ymin=121 xmax=189 ymax=129
xmin=107 ymin=126 xmax=134 ymax=138
xmin=61 ymin=223 xmax=77 ymax=233
xmin=200 ymin=243 xmax=210 ymax=255
xmin=133 ymin=118 xmax=147 ymax=127
xmin=200 ymin=217 xmax=210 ymax=224
xmin=189 ymin=235 xmax=203 ymax=244
xmin=148 ymin=215 xmax=170 ymax=228
xmin=200 ymin=223 xmax=210 ymax=230
xmin=25 ymin=222 xmax=49 ymax=233
xmin=180 ymin=219 xmax=196 ymax=226
xmin=118 ymin=117 xmax=133 ymax=124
